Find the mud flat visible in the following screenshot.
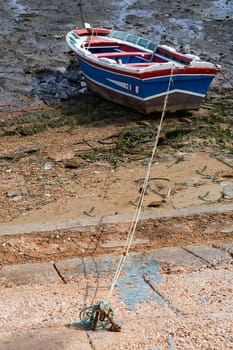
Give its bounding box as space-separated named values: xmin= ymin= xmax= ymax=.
xmin=0 ymin=0 xmax=232 ymax=110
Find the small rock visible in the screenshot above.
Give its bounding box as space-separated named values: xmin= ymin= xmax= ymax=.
xmin=64 ymin=160 xmax=80 ymax=169
xmin=79 ymin=87 xmax=87 ymax=94
xmin=60 ymin=91 xmax=68 ymax=99
xmin=21 ymin=191 xmax=28 ymax=196
xmin=4 ymin=192 xmax=17 ymax=198
xmin=147 ymin=200 xmax=163 ymax=208
xmin=78 ymin=193 xmax=95 ymax=199
xmin=80 ymin=81 xmax=87 ymax=88
xmin=186 ymin=178 xmax=204 ymax=187
xmin=220 ymin=182 xmax=233 ymax=199
xmin=44 ymin=161 xmax=54 ymax=170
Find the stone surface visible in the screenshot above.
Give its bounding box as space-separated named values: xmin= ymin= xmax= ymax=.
xmin=0 ymin=1 xmax=233 ymax=347
xmin=149 ymin=247 xmax=208 ymax=272
xmin=2 ymin=243 xmax=232 ymax=287
xmin=214 ymin=241 xmax=233 ymax=256
xmin=0 ymin=263 xmax=60 ymax=286
xmin=0 ymin=267 xmax=232 ymax=349
xmin=185 ymin=245 xmax=232 ymax=267
xmin=55 ymin=256 xmax=117 ymax=282
xmin=1 ymin=203 xmax=233 ymax=236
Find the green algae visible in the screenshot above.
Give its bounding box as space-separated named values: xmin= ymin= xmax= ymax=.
xmin=1 ymin=90 xmax=232 ymax=166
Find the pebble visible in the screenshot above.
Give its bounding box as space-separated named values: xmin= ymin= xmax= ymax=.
xmin=220 ymin=182 xmax=233 ymax=199
xmin=44 ymin=162 xmax=54 ymax=170
xmin=4 ymin=192 xmax=17 ymax=198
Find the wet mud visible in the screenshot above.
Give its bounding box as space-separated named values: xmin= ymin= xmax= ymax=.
xmin=0 ymin=0 xmax=232 ymax=112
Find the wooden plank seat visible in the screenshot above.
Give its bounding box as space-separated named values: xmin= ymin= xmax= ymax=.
xmin=74 ymin=28 xmax=110 ymax=36
xmin=84 ymin=39 xmax=120 ymax=47
xmin=94 ymin=51 xmax=152 ymax=59
xmin=124 ymin=62 xmax=157 ymax=67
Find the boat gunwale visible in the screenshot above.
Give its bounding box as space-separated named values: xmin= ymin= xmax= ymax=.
xmin=77 ymin=52 xmax=219 ymax=80
xmin=66 ymin=30 xmax=219 ymax=74
xmin=70 ymin=28 xmax=194 ymax=64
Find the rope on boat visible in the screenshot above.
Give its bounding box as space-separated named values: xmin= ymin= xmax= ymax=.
xmin=86 ymin=27 xmax=95 ymax=50
xmin=107 ymin=65 xmax=175 ymax=298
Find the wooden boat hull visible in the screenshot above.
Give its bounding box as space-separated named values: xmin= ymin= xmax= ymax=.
xmin=78 ymin=55 xmax=216 ymax=114
xmin=85 ymin=76 xmax=204 ymax=113
xmin=66 ymin=28 xmax=220 ymax=114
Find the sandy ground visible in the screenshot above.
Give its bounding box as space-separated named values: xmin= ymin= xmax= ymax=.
xmin=1 ymin=150 xmax=232 ymax=224
xmin=0 ymin=267 xmax=232 ymax=349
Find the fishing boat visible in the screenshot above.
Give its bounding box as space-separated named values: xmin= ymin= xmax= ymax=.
xmin=66 ymin=24 xmax=220 ymax=114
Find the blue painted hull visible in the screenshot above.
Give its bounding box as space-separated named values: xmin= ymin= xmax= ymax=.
xmin=66 ymin=27 xmax=219 ymax=113
xmin=78 ymin=56 xmax=215 ymax=113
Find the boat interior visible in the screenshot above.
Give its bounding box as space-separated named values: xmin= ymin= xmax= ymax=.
xmin=79 ymin=29 xmax=192 ymax=66
xmin=86 ymin=43 xmax=163 ymax=65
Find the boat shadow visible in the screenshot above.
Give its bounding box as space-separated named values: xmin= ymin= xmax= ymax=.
xmin=60 ymin=92 xmax=193 ymax=128
xmin=31 ymin=66 xmax=193 ymax=128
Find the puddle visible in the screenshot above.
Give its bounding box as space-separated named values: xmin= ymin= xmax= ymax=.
xmin=9 ymin=0 xmax=28 ymax=18
xmin=0 ymin=0 xmax=232 ymax=108
xmin=0 ymin=0 xmax=30 ymax=34
xmin=210 ymin=0 xmax=233 ymax=20
xmin=107 ymin=0 xmax=153 ymax=27
xmin=169 ymin=18 xmax=203 ymax=40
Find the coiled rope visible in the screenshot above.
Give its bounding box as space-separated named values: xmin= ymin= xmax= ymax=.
xmin=80 ymin=300 xmax=114 ymax=328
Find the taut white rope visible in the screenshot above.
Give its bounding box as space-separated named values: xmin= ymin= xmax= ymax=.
xmin=108 ymin=65 xmax=175 ymax=298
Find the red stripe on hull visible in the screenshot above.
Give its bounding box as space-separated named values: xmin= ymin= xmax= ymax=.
xmin=77 ymin=54 xmax=218 ymax=80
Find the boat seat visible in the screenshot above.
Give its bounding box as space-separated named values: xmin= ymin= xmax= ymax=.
xmin=125 ymin=62 xmax=157 ymax=67
xmin=94 ymin=51 xmax=152 ymax=59
xmin=84 ymin=40 xmax=120 ymax=48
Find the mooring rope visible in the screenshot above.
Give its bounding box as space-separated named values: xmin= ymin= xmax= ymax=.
xmin=76 ymin=49 xmax=233 ymax=330
xmin=78 ymin=67 xmax=174 ymax=330
xmin=107 ymin=65 xmax=175 ymax=298
xmin=85 ymin=26 xmax=96 ymax=50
